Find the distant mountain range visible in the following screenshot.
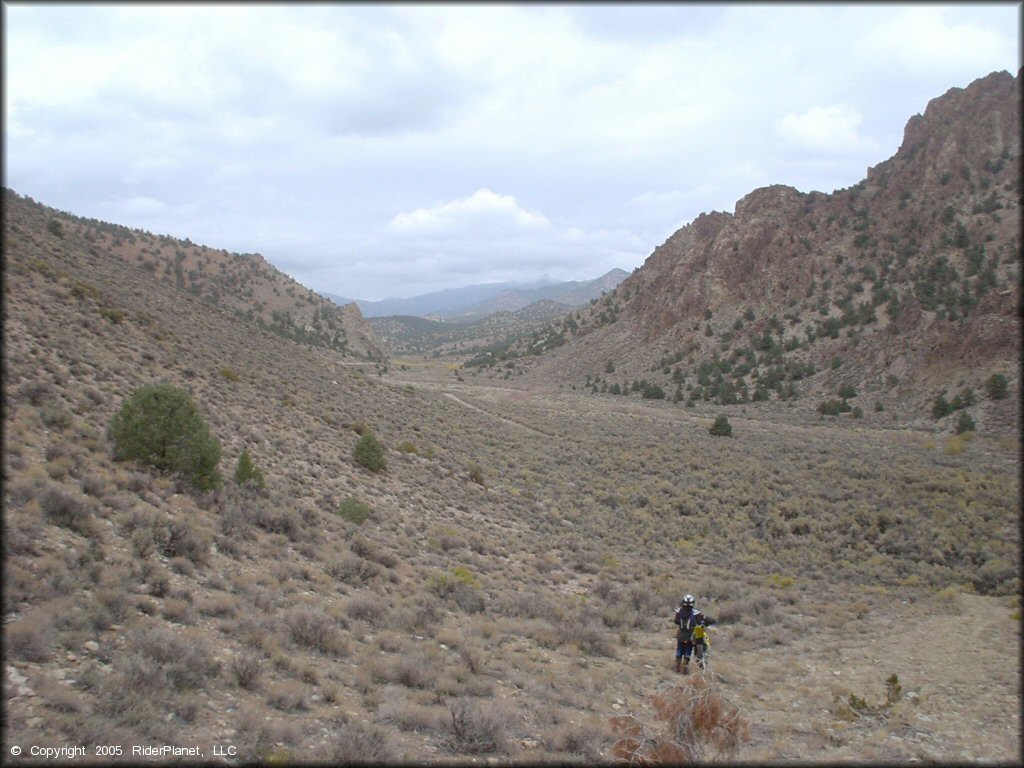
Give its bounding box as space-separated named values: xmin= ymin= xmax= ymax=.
xmin=325 ymin=269 xmax=628 ymax=319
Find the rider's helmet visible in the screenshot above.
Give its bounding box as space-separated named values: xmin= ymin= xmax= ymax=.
xmin=681 ymin=594 xmax=695 ymax=607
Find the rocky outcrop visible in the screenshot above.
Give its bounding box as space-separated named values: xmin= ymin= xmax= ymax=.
xmin=520 ymin=70 xmax=1020 ymax=420
xmin=339 ymin=301 xmax=386 ymax=361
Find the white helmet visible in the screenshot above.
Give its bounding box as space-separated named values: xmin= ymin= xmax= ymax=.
xmin=681 ymin=594 xmax=695 ymax=607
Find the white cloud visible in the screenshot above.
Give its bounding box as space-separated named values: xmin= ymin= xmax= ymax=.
xmin=776 ymin=104 xmax=878 ymax=155
xmin=855 ymin=6 xmax=1014 ymax=75
xmin=389 ymin=189 xmax=551 ymax=235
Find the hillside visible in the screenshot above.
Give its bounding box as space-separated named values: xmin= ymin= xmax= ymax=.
xmin=4 ymin=190 xmax=385 ymax=361
xmin=482 ymin=71 xmax=1020 ymax=434
xmin=369 ymin=299 xmax=573 ymax=357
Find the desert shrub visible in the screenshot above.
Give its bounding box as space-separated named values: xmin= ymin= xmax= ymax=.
xmin=7 ymin=611 xmax=57 ymax=662
xmin=931 ymin=395 xmax=952 ymax=419
xmin=40 ymin=486 xmax=97 ymax=536
xmin=544 ymin=721 xmax=603 ymax=760
xmin=345 ymin=595 xmax=388 ymax=625
xmin=468 ymin=463 xmax=486 ymax=486
xmin=973 ymin=557 xmax=1016 ymax=595
xmin=336 ymin=496 xmax=372 ymax=525
xmin=232 ymin=709 xmax=303 ymax=763
xmin=954 ymin=411 xmax=975 ymax=434
xmin=642 ymin=383 xmax=666 ymax=399
xmin=817 ymin=398 xmax=851 ymax=416
xmin=254 ymin=506 xmax=303 ymax=540
xmin=327 ymin=554 xmax=383 ymax=584
xmin=331 ymin=719 xmax=396 ymax=764
xmin=234 ymin=448 xmax=266 ymax=489
xmin=441 ymin=697 xmax=507 ymax=754
xmin=558 ymin=610 xmax=617 ymax=656
xmin=287 ymin=608 xmax=344 ymax=654
xmin=376 ymin=696 xmax=441 ymax=732
xmin=945 ymin=436 xmax=966 ymax=455
xmin=354 ymin=431 xmax=387 ymax=472
xmin=390 ymin=653 xmax=437 ymax=689
xmin=610 ymin=677 xmax=750 ymax=764
xmin=267 ymin=681 xmax=308 ymax=712
xmin=122 ymin=625 xmax=221 ymax=691
xmin=429 ymin=568 xmax=485 ymax=613
xmin=350 ymin=536 xmax=399 ymax=568
xmin=80 ymin=473 xmax=107 ymax=497
xmin=396 ymin=441 xmax=419 ymax=454
xmin=984 ymin=372 xmax=1008 ymax=400
xmin=164 ymin=518 xmax=211 ymax=563
xmin=838 ymin=383 xmax=857 ymax=399
xmin=108 ymin=383 xmax=222 ymax=490
xmin=709 ymin=415 xmax=732 ymax=437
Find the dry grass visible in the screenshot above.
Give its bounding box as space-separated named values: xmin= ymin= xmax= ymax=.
xmin=611 ymin=676 xmax=750 ymax=764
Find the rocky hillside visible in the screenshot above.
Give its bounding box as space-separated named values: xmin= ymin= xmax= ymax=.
xmin=494 ymin=70 xmax=1020 ymax=432
xmin=3 ymin=190 xmax=385 ymax=361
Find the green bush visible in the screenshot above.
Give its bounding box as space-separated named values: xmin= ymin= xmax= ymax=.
xmin=354 ymin=431 xmax=387 ymax=472
xmin=817 ymin=398 xmax=850 ymax=416
xmin=641 ymin=383 xmax=666 ymax=400
xmin=838 ymin=383 xmax=857 ymax=399
xmin=931 ymin=395 xmax=952 ymax=419
xmin=709 ymin=415 xmax=733 ymax=437
xmin=984 ymin=373 xmax=1008 ymax=400
xmin=337 ymin=496 xmax=372 ymax=525
xmin=108 ymin=383 xmax=221 ymax=490
xmin=954 ymin=411 xmax=976 ymax=434
xmin=234 ymin=448 xmax=266 ymax=489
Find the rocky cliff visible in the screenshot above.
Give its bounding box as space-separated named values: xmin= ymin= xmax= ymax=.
xmin=512 ymin=70 xmax=1020 ymax=431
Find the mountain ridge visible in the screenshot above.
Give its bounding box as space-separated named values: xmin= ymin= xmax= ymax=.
xmin=327 ymin=269 xmax=628 ymax=319
xmin=483 ymin=69 xmax=1020 ymax=433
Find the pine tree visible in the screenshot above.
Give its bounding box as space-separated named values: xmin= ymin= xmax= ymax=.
xmin=234 ymin=448 xmax=266 ymax=489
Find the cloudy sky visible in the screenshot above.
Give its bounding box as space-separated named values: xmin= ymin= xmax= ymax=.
xmin=5 ymin=3 xmax=1018 ymax=300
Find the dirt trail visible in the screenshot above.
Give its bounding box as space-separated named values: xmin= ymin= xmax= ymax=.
xmin=440 ymin=392 xmax=552 ymax=438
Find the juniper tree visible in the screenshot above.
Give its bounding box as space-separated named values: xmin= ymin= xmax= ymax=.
xmin=108 ymin=383 xmax=221 ymax=490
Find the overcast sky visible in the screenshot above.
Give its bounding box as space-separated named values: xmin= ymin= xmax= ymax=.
xmin=5 ymin=3 xmax=1019 ymax=300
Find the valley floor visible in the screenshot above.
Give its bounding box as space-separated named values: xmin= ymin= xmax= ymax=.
xmin=5 ymin=345 xmax=1019 ymax=764
xmin=377 ymin=358 xmax=1022 ymax=763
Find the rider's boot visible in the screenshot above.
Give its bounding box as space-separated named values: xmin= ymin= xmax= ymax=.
xmin=681 ymin=659 xmax=690 ymax=675
xmin=674 ymin=658 xmax=682 ymax=674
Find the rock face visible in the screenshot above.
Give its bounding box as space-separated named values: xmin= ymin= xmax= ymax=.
xmin=521 ymin=70 xmax=1020 ymax=424
xmin=339 ymin=301 xmax=386 ymax=361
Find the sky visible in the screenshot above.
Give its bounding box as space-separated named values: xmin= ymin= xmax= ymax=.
xmin=4 ymin=3 xmax=1019 ymax=301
